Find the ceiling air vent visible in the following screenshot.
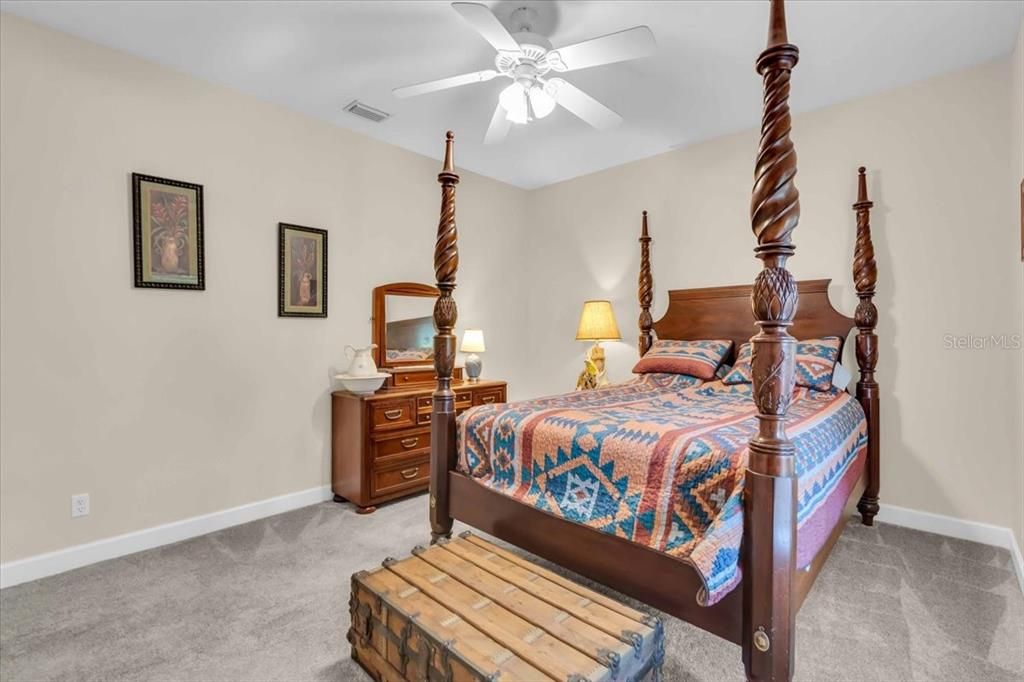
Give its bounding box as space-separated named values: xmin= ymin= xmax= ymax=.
xmin=343 ymin=100 xmax=390 ymax=123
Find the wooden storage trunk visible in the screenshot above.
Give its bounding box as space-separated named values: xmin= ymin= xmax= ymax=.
xmin=348 ymin=532 xmax=664 ymax=682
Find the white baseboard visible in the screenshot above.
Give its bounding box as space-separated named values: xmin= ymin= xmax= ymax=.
xmin=0 ymin=485 xmax=333 ymax=589
xmin=1011 ymin=535 xmax=1024 ymax=594
xmin=876 ymin=504 xmax=1024 ymax=592
xmin=3 ymin=492 xmax=1021 ymax=593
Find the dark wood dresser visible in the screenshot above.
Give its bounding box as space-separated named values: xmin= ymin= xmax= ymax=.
xmin=331 ymin=379 xmax=507 ymax=513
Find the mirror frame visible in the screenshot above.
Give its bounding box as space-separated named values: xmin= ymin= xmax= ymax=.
xmin=372 ymin=282 xmax=439 ymax=370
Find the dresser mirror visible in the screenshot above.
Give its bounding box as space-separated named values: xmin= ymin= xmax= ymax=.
xmin=372 ymin=282 xmax=438 ymax=369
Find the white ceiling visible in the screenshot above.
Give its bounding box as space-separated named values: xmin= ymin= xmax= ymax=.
xmin=3 ymin=1 xmax=1021 ymax=189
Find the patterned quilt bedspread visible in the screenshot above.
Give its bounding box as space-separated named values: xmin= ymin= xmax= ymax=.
xmin=456 ymin=374 xmax=867 ymax=605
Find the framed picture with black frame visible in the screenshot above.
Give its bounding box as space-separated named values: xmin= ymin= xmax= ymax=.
xmin=278 ymin=222 xmax=328 ymax=318
xmin=132 ymin=173 xmax=205 ymax=290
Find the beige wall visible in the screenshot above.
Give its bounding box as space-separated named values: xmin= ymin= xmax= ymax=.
xmin=1012 ymin=20 xmax=1024 ymax=551
xmin=524 ymin=59 xmax=1023 ymax=538
xmin=2 ymin=12 xmax=1022 ymax=565
xmin=0 ymin=14 xmax=527 ymax=562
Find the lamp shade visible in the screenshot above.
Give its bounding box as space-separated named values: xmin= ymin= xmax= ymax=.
xmin=460 ymin=329 xmax=486 ymax=353
xmin=575 ymin=300 xmax=621 ymax=341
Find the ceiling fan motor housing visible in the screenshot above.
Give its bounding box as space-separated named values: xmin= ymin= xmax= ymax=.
xmin=495 ymin=33 xmax=556 ymax=84
xmin=512 ymin=31 xmax=552 ymax=54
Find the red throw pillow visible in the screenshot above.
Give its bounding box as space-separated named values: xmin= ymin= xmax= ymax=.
xmin=632 ymin=339 xmax=733 ymax=380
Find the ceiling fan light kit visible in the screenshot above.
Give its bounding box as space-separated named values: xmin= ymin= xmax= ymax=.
xmin=392 ymin=2 xmax=656 ymax=144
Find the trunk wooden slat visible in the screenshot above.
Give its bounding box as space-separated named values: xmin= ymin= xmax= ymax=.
xmin=460 ymin=534 xmax=647 ymax=623
xmin=448 ymin=535 xmax=647 ymax=638
xmin=418 ymin=544 xmax=624 ymax=658
xmin=349 ymin=533 xmax=664 ymax=682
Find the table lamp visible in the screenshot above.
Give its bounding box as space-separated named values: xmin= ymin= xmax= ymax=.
xmin=575 ymin=300 xmax=621 ymax=390
xmin=461 ymin=329 xmax=486 ymax=383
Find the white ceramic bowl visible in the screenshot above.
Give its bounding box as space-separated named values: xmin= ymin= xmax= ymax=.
xmin=335 ymin=372 xmax=389 ymax=395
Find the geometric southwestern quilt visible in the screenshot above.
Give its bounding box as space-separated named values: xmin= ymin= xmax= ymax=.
xmin=457 ymin=375 xmax=867 ymax=606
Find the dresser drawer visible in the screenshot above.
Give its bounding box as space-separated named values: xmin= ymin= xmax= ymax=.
xmin=371 ymin=455 xmax=429 ymax=497
xmin=373 ymin=429 xmax=430 ymax=461
xmin=392 ymin=368 xmax=436 ymax=388
xmin=416 ymin=391 xmax=473 ymax=410
xmin=415 ymin=392 xmax=472 ymax=424
xmin=370 ymin=399 xmax=415 ymax=431
xmin=415 ymin=405 xmax=476 ymax=426
xmin=473 ymin=387 xmax=506 ymax=406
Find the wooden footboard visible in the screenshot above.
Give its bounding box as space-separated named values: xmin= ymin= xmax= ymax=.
xmin=447 ymin=468 xmax=865 ymax=642
xmin=447 ymin=471 xmax=744 ymax=643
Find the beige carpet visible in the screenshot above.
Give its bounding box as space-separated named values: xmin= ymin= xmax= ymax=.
xmin=1 ymin=494 xmax=1021 ymax=681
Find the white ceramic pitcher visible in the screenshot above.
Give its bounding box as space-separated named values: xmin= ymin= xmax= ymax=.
xmin=344 ymin=344 xmax=379 ymax=377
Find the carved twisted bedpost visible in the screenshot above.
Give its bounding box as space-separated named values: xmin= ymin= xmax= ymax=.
xmin=743 ymin=1 xmax=799 ymax=680
xmin=638 ymin=211 xmax=654 ymax=356
xmin=852 ymin=167 xmax=880 ymax=526
xmin=430 ymin=131 xmax=459 ymax=544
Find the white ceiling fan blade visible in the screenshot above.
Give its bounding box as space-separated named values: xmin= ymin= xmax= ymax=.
xmin=484 ymin=103 xmax=511 ymax=144
xmin=548 ymin=79 xmax=622 ymax=131
xmin=547 ymin=26 xmax=655 ymax=72
xmin=451 ymin=2 xmax=522 ymax=54
xmin=393 ymin=69 xmax=497 ymax=98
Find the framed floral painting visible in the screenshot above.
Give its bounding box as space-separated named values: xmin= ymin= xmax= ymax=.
xmin=279 ymin=223 xmax=328 ymax=318
xmin=132 ymin=173 xmax=205 ymax=290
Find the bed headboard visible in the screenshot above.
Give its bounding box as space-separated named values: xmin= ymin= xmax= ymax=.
xmin=651 ymin=278 xmax=854 ymax=361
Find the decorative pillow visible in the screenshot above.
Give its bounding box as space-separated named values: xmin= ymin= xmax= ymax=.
xmin=722 ymin=337 xmax=842 ymax=392
xmin=721 ymin=344 xmax=753 ymax=385
xmin=794 ymin=337 xmax=843 ymax=390
xmin=632 ymin=339 xmax=732 ymax=380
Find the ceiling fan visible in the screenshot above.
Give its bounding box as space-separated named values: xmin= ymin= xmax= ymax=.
xmin=393 ymin=2 xmax=655 ymax=144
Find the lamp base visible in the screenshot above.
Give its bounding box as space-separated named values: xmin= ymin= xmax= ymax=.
xmin=465 ymin=353 xmax=482 ymax=383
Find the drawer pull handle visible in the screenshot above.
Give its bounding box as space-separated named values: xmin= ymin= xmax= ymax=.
xmin=383 ymin=409 xmax=403 ymax=420
xmin=400 ymin=437 xmax=419 ymax=449
xmin=482 ymin=396 xmax=496 ymax=404
xmin=400 ymin=467 xmax=420 ymax=480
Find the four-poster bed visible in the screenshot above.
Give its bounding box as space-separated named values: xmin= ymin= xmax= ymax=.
xmin=424 ymin=1 xmax=881 ymax=679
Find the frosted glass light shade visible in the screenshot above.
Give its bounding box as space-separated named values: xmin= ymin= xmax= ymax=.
xmin=499 ymin=83 xmax=528 ymax=124
xmin=529 ymin=85 xmax=555 ymax=118
xmin=461 ymin=329 xmax=486 ymax=353
xmin=575 ymin=301 xmax=621 ymax=341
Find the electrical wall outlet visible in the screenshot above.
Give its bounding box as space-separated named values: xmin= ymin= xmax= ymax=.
xmin=71 ymin=493 xmax=89 ymax=518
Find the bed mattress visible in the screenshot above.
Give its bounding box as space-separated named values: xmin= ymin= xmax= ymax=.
xmin=456 ymin=375 xmax=867 ymax=606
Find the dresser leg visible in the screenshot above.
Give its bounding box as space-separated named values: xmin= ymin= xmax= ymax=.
xmin=334 ymin=493 xmax=376 ymax=514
